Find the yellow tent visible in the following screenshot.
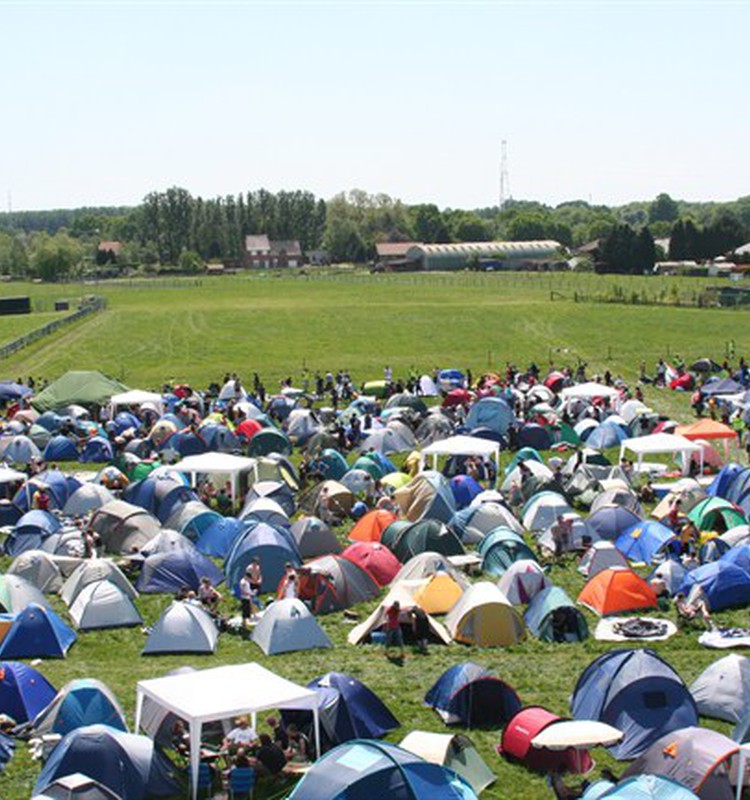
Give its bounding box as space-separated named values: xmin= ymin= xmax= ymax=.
xmin=445 ymin=582 xmax=524 ymax=647
xmin=412 ymin=573 xmax=464 ymax=615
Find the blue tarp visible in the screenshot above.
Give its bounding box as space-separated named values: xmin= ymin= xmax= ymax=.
xmin=571 ymin=648 xmax=697 ymax=759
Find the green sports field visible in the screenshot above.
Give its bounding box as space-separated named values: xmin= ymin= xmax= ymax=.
xmin=0 ymin=271 xmax=748 ymax=800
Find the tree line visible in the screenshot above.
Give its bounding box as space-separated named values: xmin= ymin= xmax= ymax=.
xmin=0 ymin=188 xmax=748 ymax=279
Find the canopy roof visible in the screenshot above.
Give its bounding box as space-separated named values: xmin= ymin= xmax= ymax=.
xmin=420 ymin=435 xmax=501 ymax=470
xmin=136 ymin=663 xmax=319 ymax=800
xmin=620 ymin=433 xmax=703 ymax=477
xmin=560 ymin=382 xmax=620 ymax=401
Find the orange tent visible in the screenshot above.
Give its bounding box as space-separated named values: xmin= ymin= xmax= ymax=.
xmin=349 ymin=509 xmax=398 ymax=542
xmin=674 ymin=419 xmax=736 ymax=441
xmin=577 ymin=566 xmax=657 ymax=616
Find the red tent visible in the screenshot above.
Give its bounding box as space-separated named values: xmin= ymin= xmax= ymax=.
xmin=236 ymin=419 xmax=263 ymax=441
xmin=498 ymin=706 xmax=592 ymax=774
xmin=341 ymin=542 xmax=401 ymax=587
xmin=442 ymin=389 xmax=473 ymax=408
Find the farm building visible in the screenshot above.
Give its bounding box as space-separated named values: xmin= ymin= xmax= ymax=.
xmin=404 ymin=240 xmax=563 ymax=272
xmin=244 ymin=235 xmax=303 ymax=269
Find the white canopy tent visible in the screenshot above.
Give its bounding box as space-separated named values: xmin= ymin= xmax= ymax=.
xmin=560 ymin=382 xmax=621 ymax=402
xmin=135 ymin=663 xmax=320 ymax=800
xmin=171 ymin=452 xmax=259 ymax=505
xmin=420 ymin=434 xmax=500 ymax=474
xmin=619 ymin=432 xmax=703 ymax=477
xmin=108 ymin=390 xmax=164 ymax=417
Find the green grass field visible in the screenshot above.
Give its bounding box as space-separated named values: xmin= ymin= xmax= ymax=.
xmin=0 ymin=271 xmax=748 ymax=800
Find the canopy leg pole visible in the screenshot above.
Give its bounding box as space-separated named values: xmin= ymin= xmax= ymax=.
xmin=189 ymin=721 xmax=202 ymax=800
xmin=134 ymin=689 xmax=144 ymax=734
xmin=313 ymin=706 xmax=321 ymax=760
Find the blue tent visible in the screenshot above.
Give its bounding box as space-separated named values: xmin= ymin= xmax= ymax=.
xmin=0 ymin=381 xmax=33 ymax=402
xmin=616 ymin=521 xmax=678 ymax=564
xmin=504 ymin=448 xmax=543 ymax=475
xmin=0 ymin=660 xmax=56 ymax=723
xmin=225 ymin=521 xmax=300 ymax=593
xmin=438 ymin=369 xmax=466 ymax=390
xmin=678 ymin=560 xmax=750 ymax=611
xmin=525 ymin=586 xmax=588 ymax=643
xmin=583 ymin=775 xmax=699 ymax=800
xmin=14 ymin=469 xmax=80 ymax=513
xmin=0 ymin=603 xmax=77 ymax=659
xmin=160 ymin=429 xmax=207 ymax=457
xmin=570 ymin=648 xmax=697 ymax=759
xmin=478 ymin=527 xmax=537 ymax=577
xmin=315 ymin=448 xmax=348 ymax=480
xmin=701 ymin=377 xmax=745 ymax=396
xmin=698 ymin=537 xmax=730 ymax=564
xmin=300 ymin=672 xmax=400 ymax=748
xmin=707 ymin=463 xmax=747 ymax=499
xmin=123 ymin=475 xmax=197 ymax=524
xmin=34 ymin=724 xmax=181 ymax=800
xmin=587 ymin=506 xmax=642 ymax=542
xmin=43 ymin=435 xmax=80 ymax=462
xmin=586 ymin=421 xmax=628 ymax=450
xmin=112 ymin=412 xmax=141 ymax=435
xmin=199 ymin=423 xmax=241 ymax=453
xmin=516 ymin=423 xmax=552 ymax=451
xmin=449 ymin=475 xmax=483 ymax=510
xmin=32 ymin=678 xmax=127 ymax=735
xmin=135 ymin=549 xmax=224 ymax=594
xmin=80 ymin=436 xmax=115 ymax=464
xmin=465 ymin=397 xmax=514 ymax=437
xmin=195 ymin=516 xmax=247 ymax=558
xmin=720 ymin=544 xmax=750 ymax=573
xmin=425 ymin=662 xmax=521 ymax=727
xmin=4 ymin=509 xmax=63 ymax=556
xmin=287 ymin=739 xmax=479 ymax=800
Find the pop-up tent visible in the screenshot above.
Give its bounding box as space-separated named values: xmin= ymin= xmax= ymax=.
xmin=135 ymin=663 xmax=321 ymax=800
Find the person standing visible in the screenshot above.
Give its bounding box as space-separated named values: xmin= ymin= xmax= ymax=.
xmin=239 ymin=568 xmax=255 ymax=628
xmin=384 ymin=600 xmax=404 ymax=660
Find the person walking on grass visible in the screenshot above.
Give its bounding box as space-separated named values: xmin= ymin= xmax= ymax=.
xmin=384 ymin=600 xmax=404 ymax=661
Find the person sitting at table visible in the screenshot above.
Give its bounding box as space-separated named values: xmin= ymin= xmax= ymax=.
xmin=251 ymin=733 xmax=286 ymax=776
xmin=284 ymin=724 xmax=309 ymax=764
xmin=266 ymin=715 xmax=288 ymax=750
xmin=222 ymin=716 xmax=258 ymax=753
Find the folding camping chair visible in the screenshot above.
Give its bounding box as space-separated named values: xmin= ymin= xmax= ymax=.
xmin=228 ymin=765 xmax=256 ymax=800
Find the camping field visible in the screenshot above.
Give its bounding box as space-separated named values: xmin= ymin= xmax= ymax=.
xmin=0 ymin=270 xmax=749 ymax=800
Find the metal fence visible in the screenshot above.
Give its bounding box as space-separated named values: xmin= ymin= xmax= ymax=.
xmin=0 ymin=296 xmax=107 ymax=360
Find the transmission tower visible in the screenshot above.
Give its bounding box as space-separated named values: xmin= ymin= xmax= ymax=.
xmin=499 ymin=140 xmax=510 ymax=209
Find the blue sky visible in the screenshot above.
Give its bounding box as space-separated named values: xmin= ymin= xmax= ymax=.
xmin=1 ymin=0 xmax=748 ymax=211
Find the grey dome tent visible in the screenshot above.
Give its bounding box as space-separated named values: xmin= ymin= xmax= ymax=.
xmin=690 ymin=654 xmax=750 ymax=724
xmin=89 ymin=500 xmax=161 ymax=555
xmin=290 ymin=516 xmax=341 ymax=559
xmin=252 ymin=598 xmax=332 ymax=655
xmin=7 ymin=550 xmax=63 ymax=593
xmin=60 ymin=561 xmax=137 ymax=607
xmin=69 ymin=580 xmax=143 ymax=631
xmin=62 ymin=484 xmax=116 ymax=517
xmin=142 ymin=601 xmax=219 ymax=655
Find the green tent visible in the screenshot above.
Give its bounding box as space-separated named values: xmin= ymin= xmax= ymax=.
xmin=688 ymin=497 xmax=746 ymax=532
xmin=524 ymin=586 xmax=588 ymax=643
xmin=247 ymin=428 xmax=292 ymax=457
xmin=33 ymin=371 xmax=128 ymax=413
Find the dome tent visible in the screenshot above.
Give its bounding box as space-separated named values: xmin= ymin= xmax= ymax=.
xmin=0 ymin=603 xmax=76 ymax=659
xmin=0 ymin=660 xmax=57 ymax=723
xmin=570 ymin=648 xmax=698 ymax=759
xmin=425 ymin=662 xmax=521 ymax=727
xmin=32 ymin=678 xmax=128 ymax=736
xmin=251 ymin=598 xmax=332 ymax=656
xmin=286 ymin=739 xmax=479 ymax=800
xmin=33 ymin=724 xmax=181 ymax=800
xmin=142 ymin=601 xmax=219 ymax=656
xmin=69 ymin=581 xmax=143 ymax=631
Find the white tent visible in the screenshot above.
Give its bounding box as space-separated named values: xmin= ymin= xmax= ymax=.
xmin=420 ymin=435 xmax=501 ymax=475
xmin=171 ymin=452 xmax=259 ymax=505
xmin=560 ymin=382 xmax=621 ymax=404
xmin=619 ymin=433 xmax=703 ymax=477
xmin=109 ymin=389 xmax=164 ymax=417
xmin=135 ymin=663 xmax=320 ymax=800
xmin=68 ymin=579 xmax=142 ymax=631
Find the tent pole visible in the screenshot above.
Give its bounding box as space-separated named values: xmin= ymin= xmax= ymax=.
xmin=189 ymin=721 xmax=202 ymax=800
xmin=313 ymin=705 xmax=321 ymax=760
